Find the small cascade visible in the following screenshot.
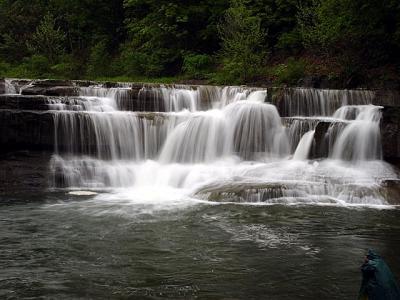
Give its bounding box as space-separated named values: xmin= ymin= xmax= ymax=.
xmin=135 ymin=85 xmax=266 ymax=112
xmin=53 ymin=111 xmax=175 ymax=160
xmin=279 ymin=88 xmax=374 ymax=117
xmin=159 ymin=111 xmax=227 ymax=163
xmin=160 ymin=86 xmax=199 ymax=112
xmin=79 ymin=86 xmax=131 ymax=111
xmin=159 ymin=98 xmax=288 ymax=163
xmin=38 ymin=81 xmax=397 ymax=206
xmin=284 ymin=118 xmax=320 ymax=153
xmin=293 ymin=130 xmax=315 ymax=160
xmin=4 ymin=79 xmax=17 ymax=94
xmin=225 ymin=100 xmax=289 ymax=160
xmin=47 ymin=97 xmax=117 ymax=111
xmin=331 ymin=106 xmax=382 ymax=161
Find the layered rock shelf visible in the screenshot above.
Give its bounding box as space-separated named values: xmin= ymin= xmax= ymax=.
xmin=1 ymin=78 xmax=400 ymax=162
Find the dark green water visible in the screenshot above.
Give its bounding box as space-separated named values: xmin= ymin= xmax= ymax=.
xmin=1 ymin=193 xmax=400 ymax=299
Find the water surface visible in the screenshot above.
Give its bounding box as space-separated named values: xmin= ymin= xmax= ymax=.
xmin=1 ymin=193 xmax=399 ymax=299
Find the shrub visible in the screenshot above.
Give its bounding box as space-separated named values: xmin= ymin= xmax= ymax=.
xmin=51 ymin=54 xmax=82 ymax=79
xmin=272 ymin=58 xmax=306 ymax=85
xmin=27 ymin=14 xmax=66 ymax=64
xmin=0 ymin=60 xmax=11 ymax=77
xmin=119 ymin=43 xmax=177 ymax=77
xmin=23 ymin=55 xmax=51 ymax=78
xmin=182 ymin=54 xmax=213 ymax=79
xmin=86 ymin=41 xmax=110 ymax=78
xmin=217 ymin=1 xmax=267 ymax=84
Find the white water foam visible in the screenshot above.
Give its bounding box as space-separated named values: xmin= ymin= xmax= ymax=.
xmin=44 ymin=84 xmax=399 ymax=209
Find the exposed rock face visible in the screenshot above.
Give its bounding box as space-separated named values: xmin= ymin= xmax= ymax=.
xmin=0 ymin=79 xmax=5 ymax=94
xmin=373 ymin=90 xmax=400 ymax=106
xmin=269 ymin=87 xmax=400 ymax=117
xmin=309 ymin=120 xmax=348 ymax=159
xmin=380 ymin=106 xmax=400 ymax=162
xmin=0 ymin=151 xmax=52 ymax=195
xmin=1 ymin=79 xmax=400 ymax=164
xmin=0 ymin=110 xmax=55 ymax=152
xmin=311 ymin=121 xmax=331 ymax=159
xmin=0 ymin=95 xmax=50 ymax=110
xmin=21 ymin=80 xmax=79 ymax=96
xmin=380 ymin=180 xmax=400 ymax=204
xmin=297 ymin=75 xmax=332 ymax=89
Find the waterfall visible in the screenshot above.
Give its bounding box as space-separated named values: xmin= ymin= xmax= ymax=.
xmin=225 ymin=100 xmax=289 ymax=160
xmin=137 ymin=86 xmax=199 ymax=112
xmin=293 ymin=130 xmax=315 ymax=160
xmin=43 ymin=83 xmax=397 ymax=206
xmin=331 ymin=105 xmax=382 ymax=161
xmin=4 ymin=79 xmax=17 ymax=94
xmin=284 ymin=118 xmax=320 ymax=153
xmin=159 ymin=110 xmax=228 ymax=163
xmin=279 ymin=88 xmax=374 ymax=117
xmin=158 ymin=99 xmax=288 ymax=163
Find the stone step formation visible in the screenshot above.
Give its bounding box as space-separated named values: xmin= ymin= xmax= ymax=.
xmin=1 ymin=78 xmax=400 ymax=205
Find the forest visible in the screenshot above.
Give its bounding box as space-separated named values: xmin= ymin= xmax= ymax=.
xmin=0 ymin=0 xmax=399 ymax=87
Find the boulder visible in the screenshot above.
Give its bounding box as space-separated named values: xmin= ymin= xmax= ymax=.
xmin=194 ymin=182 xmax=288 ymax=203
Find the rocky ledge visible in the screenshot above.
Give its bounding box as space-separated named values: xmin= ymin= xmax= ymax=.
xmin=1 ymin=78 xmax=400 ymax=162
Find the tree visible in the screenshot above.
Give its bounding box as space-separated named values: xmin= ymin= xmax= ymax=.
xmin=122 ymin=0 xmax=229 ymax=76
xmin=27 ymin=14 xmax=66 ymax=64
xmin=86 ymin=40 xmax=110 ymax=77
xmin=0 ymin=0 xmax=46 ymax=62
xmin=217 ymin=0 xmax=267 ymax=83
xmin=298 ymin=0 xmax=400 ymax=86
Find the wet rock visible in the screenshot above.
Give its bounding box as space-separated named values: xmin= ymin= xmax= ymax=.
xmin=372 ymin=90 xmax=400 ymax=107
xmin=32 ymin=79 xmax=72 ymax=87
xmin=0 ymin=110 xmax=55 ymax=152
xmin=20 ymin=86 xmax=47 ymax=95
xmin=0 ymin=78 xmax=5 ymax=94
xmin=135 ymin=112 xmax=167 ymax=122
xmin=381 ymin=106 xmax=400 ymax=161
xmin=0 ymin=95 xmax=50 ymax=110
xmin=19 ymin=79 xmax=78 ymax=96
xmin=45 ymin=86 xmax=79 ymax=96
xmin=311 ymin=121 xmax=330 ymax=159
xmin=310 ymin=120 xmax=347 ymax=159
xmin=0 ymin=151 xmax=52 ymax=195
xmin=114 ymin=88 xmax=142 ymax=111
xmin=195 ymin=182 xmax=289 ymax=203
xmin=380 ymin=180 xmax=400 ymax=205
xmin=73 ymin=80 xmax=98 ymax=87
xmin=22 ymin=85 xmax=78 ymax=96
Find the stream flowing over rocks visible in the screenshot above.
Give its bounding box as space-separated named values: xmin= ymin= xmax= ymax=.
xmin=1 ymin=78 xmax=400 ymax=206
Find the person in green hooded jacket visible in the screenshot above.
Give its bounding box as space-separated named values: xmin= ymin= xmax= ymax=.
xmin=359 ymin=250 xmax=400 ymax=300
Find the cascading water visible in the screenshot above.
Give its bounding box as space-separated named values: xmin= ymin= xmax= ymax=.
xmin=331 ymin=105 xmax=382 ymax=161
xmin=293 ymin=130 xmax=315 ymax=160
xmin=4 ymin=79 xmax=17 ymax=94
xmin=41 ymin=83 xmax=398 ymax=206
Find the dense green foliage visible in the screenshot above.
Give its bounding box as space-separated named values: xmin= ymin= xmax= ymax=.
xmin=0 ymin=0 xmax=399 ymax=87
